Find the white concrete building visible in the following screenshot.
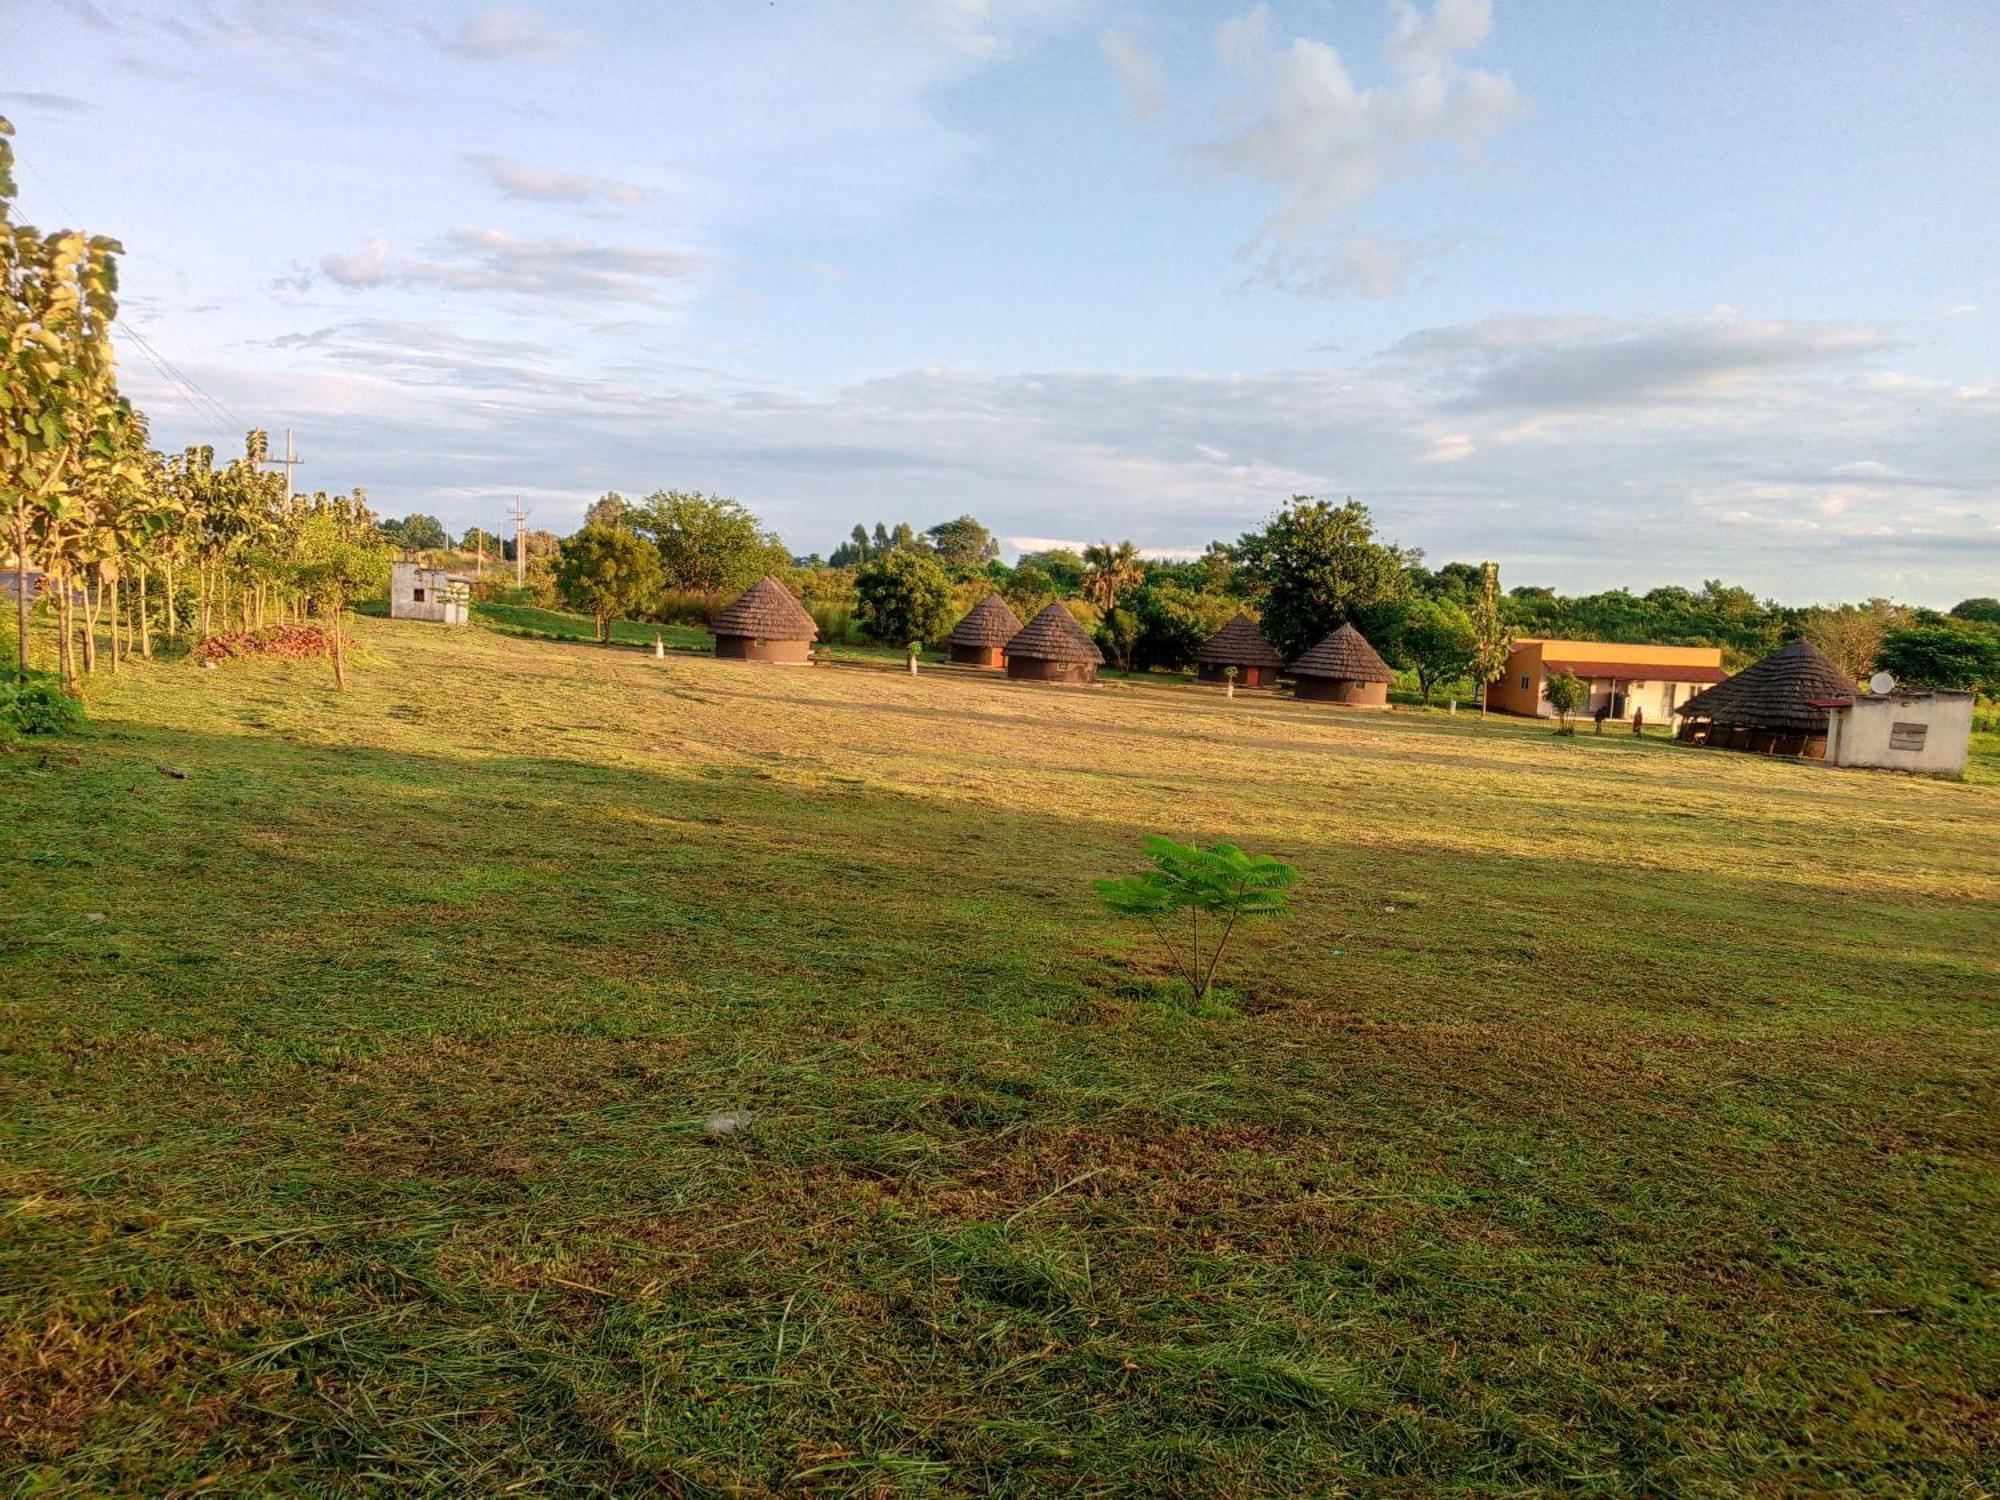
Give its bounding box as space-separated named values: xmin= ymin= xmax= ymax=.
xmin=389 ymin=562 xmax=471 ymax=625
xmin=1818 ymin=689 xmax=1975 ymax=775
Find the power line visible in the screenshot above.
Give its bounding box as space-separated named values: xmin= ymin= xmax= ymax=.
xmin=116 ymin=318 xmax=246 ymax=438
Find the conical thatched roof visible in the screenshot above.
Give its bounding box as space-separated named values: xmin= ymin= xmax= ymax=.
xmin=1291 ymin=622 xmax=1393 ymax=682
xmin=1674 ymin=639 xmax=1853 ymax=733
xmin=1196 ymin=612 xmax=1284 ymax=669
xmin=947 ymin=593 xmax=1023 ymax=648
xmin=1005 ymin=603 xmax=1104 ymax=664
xmin=713 ymin=575 xmax=818 ymax=641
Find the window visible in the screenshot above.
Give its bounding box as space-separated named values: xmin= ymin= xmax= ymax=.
xmin=1520 ymin=674 xmax=1532 ymax=690
xmin=413 ymin=587 xmax=426 ymax=602
xmin=1890 ymin=721 xmax=1927 ymax=751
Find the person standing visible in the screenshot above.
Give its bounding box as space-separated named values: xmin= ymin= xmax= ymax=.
xmin=1633 ymin=706 xmax=1645 ymax=736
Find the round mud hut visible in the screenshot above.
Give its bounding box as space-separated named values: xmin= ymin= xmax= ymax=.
xmin=945 ymin=593 xmax=1023 ymax=669
xmin=1290 ymin=622 xmax=1394 ymax=706
xmin=712 ymin=575 xmax=818 ymax=663
xmin=1004 ymin=603 xmax=1104 ymax=685
xmin=1672 ymin=638 xmax=1854 ymax=757
xmin=1196 ymin=613 xmax=1285 ymax=689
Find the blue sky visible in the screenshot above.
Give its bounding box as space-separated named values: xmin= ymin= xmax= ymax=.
xmin=6 ymin=0 xmax=1997 ymax=603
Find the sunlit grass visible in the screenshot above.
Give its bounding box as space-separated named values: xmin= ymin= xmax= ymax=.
xmin=3 ymin=613 xmax=1994 ymax=1493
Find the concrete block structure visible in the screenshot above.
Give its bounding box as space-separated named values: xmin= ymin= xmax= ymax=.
xmin=389 ymin=562 xmax=471 ymax=625
xmin=1818 ymin=689 xmax=1974 ymax=775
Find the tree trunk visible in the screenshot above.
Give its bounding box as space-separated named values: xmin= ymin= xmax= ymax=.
xmin=80 ymin=580 xmax=99 ymax=676
xmin=163 ymin=559 xmax=177 ymax=639
xmin=13 ymin=506 xmax=30 ymax=684
xmin=138 ymin=567 xmax=152 ymax=659
xmin=57 ymin=576 xmax=75 ymax=690
xmin=108 ymin=567 xmax=120 ymax=674
xmin=330 ymin=601 xmax=347 ymax=689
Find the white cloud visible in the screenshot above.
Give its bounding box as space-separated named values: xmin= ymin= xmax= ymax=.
xmin=1255 ymin=232 xmax=1466 ymax=299
xmin=1202 ymin=0 xmax=1523 ymax=241
xmin=424 ymin=6 xmax=576 ymax=60
xmin=313 ymin=230 xmax=707 ymax=304
xmin=1099 ymin=31 xmax=1164 ymax=119
xmin=464 ymin=153 xmax=645 ymax=207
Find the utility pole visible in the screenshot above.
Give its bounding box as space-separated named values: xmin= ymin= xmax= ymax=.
xmin=261 ymin=428 xmax=303 ymax=500
xmin=509 ymin=496 xmax=529 ymax=586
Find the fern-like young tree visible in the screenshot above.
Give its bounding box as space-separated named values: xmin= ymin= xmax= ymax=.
xmin=1096 ymin=836 xmax=1297 ymax=1005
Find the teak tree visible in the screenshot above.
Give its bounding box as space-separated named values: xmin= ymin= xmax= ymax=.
xmin=1096 ymin=836 xmax=1297 ymax=1004
xmin=1544 ymin=668 xmax=1586 ymax=733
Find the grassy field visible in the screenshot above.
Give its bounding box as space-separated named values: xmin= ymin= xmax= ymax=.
xmin=4 ymin=615 xmax=1996 ymax=1495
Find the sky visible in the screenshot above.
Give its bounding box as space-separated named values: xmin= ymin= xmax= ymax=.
xmin=5 ymin=0 xmax=1997 ymax=604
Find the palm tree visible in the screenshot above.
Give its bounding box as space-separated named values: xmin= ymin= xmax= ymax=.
xmin=1083 ymin=539 xmax=1142 ymax=613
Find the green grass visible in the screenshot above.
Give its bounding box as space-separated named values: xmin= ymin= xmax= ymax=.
xmin=3 ymin=616 xmax=1995 ymax=1495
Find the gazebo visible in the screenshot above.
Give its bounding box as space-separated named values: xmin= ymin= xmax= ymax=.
xmin=1004 ymin=603 xmax=1104 ymax=684
xmin=712 ymin=575 xmax=818 ymax=663
xmin=1673 ymin=638 xmax=1854 ymax=757
xmin=1195 ymin=613 xmax=1284 ymax=689
xmin=945 ymin=594 xmax=1023 ymax=668
xmin=1290 ymin=622 xmax=1394 ymax=706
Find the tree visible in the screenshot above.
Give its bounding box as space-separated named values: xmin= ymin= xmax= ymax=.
xmin=632 ymin=490 xmax=786 ymax=596
xmin=382 ymin=513 xmax=448 ymax=552
xmin=926 ymin=514 xmax=1000 ymax=569
xmin=1400 ymin=596 xmax=1477 ymax=703
xmin=1949 ymin=597 xmax=2000 ymax=625
xmin=1096 ymin=836 xmax=1297 ymax=1007
xmin=1129 ymin=580 xmax=1239 ymax=671
xmin=1095 ymin=607 xmax=1142 ymax=672
xmin=292 ymin=506 xmax=390 ymax=690
xmin=855 ymin=546 xmax=955 ymax=648
xmin=1544 ymin=668 xmax=1586 ymax=733
xmin=1803 ymin=599 xmax=1913 ymax=683
xmin=555 ymin=524 xmax=663 ymax=641
xmin=1019 ymin=547 xmax=1086 ymax=595
xmin=584 ymin=492 xmax=631 ymax=531
xmin=1468 ymin=561 xmax=1511 ymax=714
xmin=1082 ymin=540 xmax=1143 ymax=613
xmin=1005 ymin=563 xmax=1059 ymax=623
xmin=1876 ymin=626 xmax=2000 ymax=694
xmin=1234 ymin=497 xmax=1410 ymax=662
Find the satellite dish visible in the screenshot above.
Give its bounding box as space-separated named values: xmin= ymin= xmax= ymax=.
xmin=1867 ymin=671 xmax=1895 ymax=695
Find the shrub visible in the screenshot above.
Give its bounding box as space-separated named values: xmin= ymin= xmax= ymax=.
xmin=1 ymin=672 xmax=85 ymax=737
xmin=1544 ymin=668 xmax=1586 ymax=733
xmin=1096 ymin=836 xmax=1297 ymax=1008
xmin=856 ymin=548 xmax=956 ymax=647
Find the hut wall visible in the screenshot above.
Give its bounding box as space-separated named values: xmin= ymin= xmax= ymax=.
xmin=1197 ymin=662 xmax=1278 ymax=688
xmin=1007 ymin=657 xmax=1097 ymax=685
xmin=949 ymin=642 xmax=1006 ymax=669
xmin=1826 ymin=694 xmax=1972 ymax=774
xmin=715 ymin=634 xmax=811 ymax=663
xmin=1295 ymin=676 xmax=1388 ymax=706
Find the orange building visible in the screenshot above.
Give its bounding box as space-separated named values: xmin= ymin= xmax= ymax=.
xmin=1484 ymin=638 xmax=1727 ymax=721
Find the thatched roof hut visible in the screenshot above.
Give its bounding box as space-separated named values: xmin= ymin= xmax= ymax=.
xmin=1673 ymin=638 xmax=1853 ymax=756
xmin=1290 ymin=622 xmax=1394 ymax=706
xmin=945 ymin=593 xmax=1023 ymax=668
xmin=1005 ymin=603 xmax=1104 ymax=684
xmin=1195 ymin=613 xmax=1284 ymax=688
xmin=713 ymin=575 xmax=818 ymax=663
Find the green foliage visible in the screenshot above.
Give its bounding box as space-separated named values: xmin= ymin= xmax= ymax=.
xmin=1017 ymin=547 xmax=1086 ymax=595
xmin=925 ymin=514 xmax=1000 ymax=569
xmin=1399 ymin=596 xmax=1478 ymax=702
xmin=1082 ymin=540 xmax=1143 ymax=612
xmin=1233 ymin=497 xmax=1410 ymax=662
xmin=584 ymin=492 xmax=631 ymax=531
xmin=0 ymin=668 xmax=84 ymax=735
xmin=855 ymin=546 xmax=956 ymax=647
xmin=631 ymin=490 xmax=787 ymax=595
xmin=1468 ymin=561 xmax=1512 ymax=702
xmin=1950 ymin=597 xmax=2000 ymax=625
xmin=380 ymin=513 xmax=448 ymax=551
xmin=1543 ymin=667 xmax=1587 ymax=731
xmin=554 ymin=524 xmax=664 ymax=642
xmin=1505 ymin=578 xmax=1790 ymax=667
xmin=1004 ymin=563 xmax=1060 ymax=623
xmin=1096 ymin=835 xmax=1297 ymax=1004
xmin=1876 ymin=625 xmax=2000 ymax=694
xmin=1128 ymin=580 xmax=1239 ymax=671
xmin=1095 ymin=606 xmax=1142 ymax=671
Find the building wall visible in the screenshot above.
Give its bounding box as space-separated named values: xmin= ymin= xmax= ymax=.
xmin=1007 ymin=656 xmax=1097 ymax=684
xmin=388 ymin=563 xmax=468 ymax=624
xmin=1826 ymin=693 xmax=1973 ymax=774
xmin=1295 ymin=676 xmax=1389 ymax=706
xmin=716 ymin=634 xmax=811 ymax=663
xmin=1197 ymin=662 xmax=1278 ymax=688
xmin=1483 ymin=638 xmax=1723 ymax=719
xmin=949 ymin=642 xmax=1006 ymax=668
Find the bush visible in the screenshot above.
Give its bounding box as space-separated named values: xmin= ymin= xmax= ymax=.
xmin=1 ymin=671 xmax=86 ymax=736
xmin=194 ymin=626 xmax=345 ymax=662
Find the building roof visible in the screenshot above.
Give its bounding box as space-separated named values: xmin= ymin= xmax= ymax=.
xmin=1005 ymin=602 xmax=1104 ymax=664
xmin=1291 ymin=622 xmax=1394 ymax=683
xmin=947 ymin=592 xmax=1023 ymax=648
xmin=1195 ymin=612 xmax=1284 ymax=669
xmin=713 ymin=575 xmax=818 ymax=641
xmin=1543 ymin=659 xmax=1729 ymax=684
xmin=1673 ymin=639 xmax=1854 ymax=732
